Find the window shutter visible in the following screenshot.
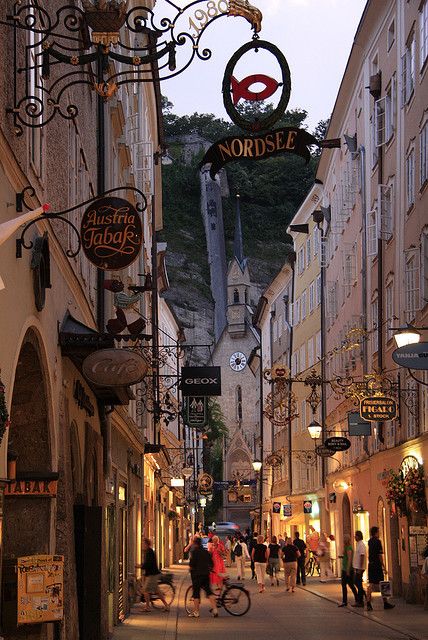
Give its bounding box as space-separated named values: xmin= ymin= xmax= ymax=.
xmin=375 ymin=97 xmax=386 ymax=147
xmin=367 ymin=209 xmax=378 ymax=256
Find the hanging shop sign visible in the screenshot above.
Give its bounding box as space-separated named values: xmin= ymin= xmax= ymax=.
xmin=198 ymin=472 xmax=214 ymax=496
xmin=17 ymin=555 xmax=64 ymax=625
xmin=315 ymin=444 xmax=336 ymax=458
xmin=181 ymin=367 xmax=221 ymax=396
xmin=283 ymin=503 xmax=292 ymax=517
xmin=324 ymin=436 xmax=351 ymax=452
xmin=73 ymin=380 xmax=95 ymax=417
xmin=5 ymin=477 xmax=58 ymax=497
xmin=272 ymin=501 xmax=281 ymax=514
xmin=348 ymin=411 xmax=372 ymax=436
xmin=303 ymin=500 xmax=312 ymax=514
xmin=222 ymin=39 xmax=291 ymax=133
xmin=392 ymin=343 xmax=428 ymax=370
xmin=80 ymin=196 xmax=143 ymax=270
xmin=82 ymin=348 xmax=148 ymax=387
xmin=359 ymin=396 xmax=397 ymax=422
xmin=186 ymin=396 xmax=208 ymax=427
xmin=200 ymin=127 xmax=318 ymax=179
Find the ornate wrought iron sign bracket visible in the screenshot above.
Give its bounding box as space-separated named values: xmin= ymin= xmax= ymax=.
xmin=1 ymin=0 xmax=262 ymax=134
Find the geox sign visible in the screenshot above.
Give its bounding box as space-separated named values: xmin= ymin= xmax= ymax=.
xmin=181 ymin=367 xmax=221 ymax=397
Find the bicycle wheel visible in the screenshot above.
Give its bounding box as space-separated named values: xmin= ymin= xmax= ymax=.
xmin=152 ymin=582 xmax=175 ymax=609
xmin=221 ymin=586 xmax=251 ymax=617
xmin=184 ymin=585 xmax=194 ymax=615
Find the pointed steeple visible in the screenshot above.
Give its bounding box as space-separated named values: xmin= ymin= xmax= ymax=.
xmin=233 ymin=194 xmax=245 ymax=269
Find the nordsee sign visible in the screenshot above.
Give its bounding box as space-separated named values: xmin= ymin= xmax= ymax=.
xmin=392 ymin=343 xmax=428 ymax=370
xmin=181 ymin=367 xmax=221 ymax=396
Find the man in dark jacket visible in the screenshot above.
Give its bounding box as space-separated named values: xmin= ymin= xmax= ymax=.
xmin=189 ymin=537 xmax=219 ymax=618
xmin=293 ymin=532 xmax=307 ymax=586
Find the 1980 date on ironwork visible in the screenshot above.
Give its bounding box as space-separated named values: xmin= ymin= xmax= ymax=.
xmin=188 ymin=0 xmax=229 ymax=37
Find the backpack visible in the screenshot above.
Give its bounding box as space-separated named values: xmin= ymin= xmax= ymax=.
xmin=234 ymin=543 xmax=243 ymax=557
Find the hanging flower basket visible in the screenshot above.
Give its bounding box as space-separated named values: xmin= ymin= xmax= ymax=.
xmin=404 ymin=466 xmax=427 ymax=513
xmin=386 ymin=470 xmax=407 ymax=517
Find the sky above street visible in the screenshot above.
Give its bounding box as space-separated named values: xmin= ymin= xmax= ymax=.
xmin=163 ymin=0 xmax=368 ymax=132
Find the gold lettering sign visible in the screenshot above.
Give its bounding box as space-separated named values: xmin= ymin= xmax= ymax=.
xmin=80 ymin=196 xmax=143 ymax=270
xmin=360 ymin=396 xmax=397 ymax=422
xmin=200 ymin=127 xmax=319 ymax=179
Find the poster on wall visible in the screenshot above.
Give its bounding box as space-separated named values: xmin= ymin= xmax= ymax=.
xmin=17 ymin=555 xmax=64 ymax=625
xmin=303 ymin=500 xmax=313 ymax=514
xmin=283 ymin=503 xmax=292 ymax=517
xmin=272 ymin=501 xmax=281 ymax=514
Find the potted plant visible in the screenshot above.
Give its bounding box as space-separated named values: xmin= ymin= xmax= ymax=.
xmin=386 ymin=470 xmax=407 ymax=516
xmin=404 ymin=466 xmax=427 ymax=513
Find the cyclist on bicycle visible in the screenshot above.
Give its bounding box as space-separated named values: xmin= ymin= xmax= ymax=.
xmin=188 ymin=536 xmax=219 ymax=618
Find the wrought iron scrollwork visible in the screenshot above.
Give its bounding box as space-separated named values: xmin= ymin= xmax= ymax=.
xmin=15 ymin=185 xmax=147 ymax=259
xmin=2 ymin=0 xmax=261 ymax=133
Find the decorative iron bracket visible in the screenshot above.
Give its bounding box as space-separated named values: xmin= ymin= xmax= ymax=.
xmin=1 ymin=0 xmax=261 ymax=134
xmin=14 ymin=185 xmax=147 ymax=259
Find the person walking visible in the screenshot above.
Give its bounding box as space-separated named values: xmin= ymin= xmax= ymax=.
xmin=252 ymin=535 xmax=268 ymax=593
xmin=188 ymin=536 xmax=219 ymax=618
xmin=141 ymin=538 xmax=170 ymax=612
xmin=225 ymin=535 xmax=232 ymax=567
xmin=293 ymin=532 xmax=307 ymax=586
xmin=248 ymin=532 xmax=258 ymax=579
xmin=234 ymin=535 xmax=250 ymax=580
xmin=352 ymin=530 xmax=366 ymax=607
xmin=366 ymin=526 xmax=395 ymax=611
xmin=266 ymin=536 xmax=281 ymax=586
xmin=282 ymin=537 xmax=300 ymax=593
xmin=338 ymin=534 xmax=359 ymax=607
xmin=318 ymin=532 xmax=333 ymax=582
xmin=278 ymin=534 xmax=286 ymax=549
xmin=209 ymin=535 xmax=226 ymax=594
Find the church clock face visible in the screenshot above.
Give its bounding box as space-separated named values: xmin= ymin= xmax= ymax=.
xmin=229 ymin=352 xmax=247 ymax=371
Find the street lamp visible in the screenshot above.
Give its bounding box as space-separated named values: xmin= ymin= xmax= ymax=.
xmin=307 ymin=420 xmax=322 ymax=440
xmin=393 ymin=325 xmax=422 ymax=348
xmin=252 ymin=460 xmax=262 ymax=473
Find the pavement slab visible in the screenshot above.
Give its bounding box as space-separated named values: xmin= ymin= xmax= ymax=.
xmin=112 ymin=566 xmax=428 ymax=640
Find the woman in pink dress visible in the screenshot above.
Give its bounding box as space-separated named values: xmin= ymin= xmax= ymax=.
xmin=209 ymin=535 xmax=226 ymax=593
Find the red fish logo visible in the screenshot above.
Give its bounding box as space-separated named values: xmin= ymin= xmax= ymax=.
xmin=231 ymin=74 xmax=280 ymax=106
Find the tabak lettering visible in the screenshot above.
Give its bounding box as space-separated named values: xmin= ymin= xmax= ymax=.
xmin=200 ymin=127 xmax=318 ymax=179
xmin=5 ymin=479 xmax=57 ymax=497
xmin=81 ymin=196 xmax=142 ymax=270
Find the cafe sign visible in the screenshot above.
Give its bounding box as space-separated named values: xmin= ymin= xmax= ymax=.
xmin=80 ymin=196 xmax=143 ymax=270
xmin=82 ymin=348 xmax=148 ymax=387
xmin=360 ymin=396 xmax=397 ymax=422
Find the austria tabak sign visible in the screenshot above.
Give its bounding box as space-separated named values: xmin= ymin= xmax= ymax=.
xmin=81 ymin=196 xmax=142 ymax=270
xmin=360 ymin=396 xmax=397 ymax=422
xmin=200 ymin=127 xmax=318 ymax=179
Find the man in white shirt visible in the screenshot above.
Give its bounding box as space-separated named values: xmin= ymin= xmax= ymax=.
xmin=233 ymin=536 xmax=251 ymax=580
xmin=352 ymin=530 xmax=366 ymax=607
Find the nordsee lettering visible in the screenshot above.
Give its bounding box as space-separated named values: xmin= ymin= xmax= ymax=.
xmin=201 ymin=127 xmax=318 ymax=179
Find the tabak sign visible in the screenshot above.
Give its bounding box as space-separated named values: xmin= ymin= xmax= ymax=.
xmin=80 ymin=196 xmax=142 ymax=270
xmin=360 ymin=396 xmax=397 ymax=422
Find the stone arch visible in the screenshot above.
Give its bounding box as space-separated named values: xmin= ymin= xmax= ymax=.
xmin=342 ymin=492 xmax=352 ymax=538
xmin=2 ymin=328 xmax=53 ymax=638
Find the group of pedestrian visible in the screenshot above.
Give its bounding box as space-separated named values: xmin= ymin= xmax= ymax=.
xmin=338 ymin=527 xmax=394 ymax=611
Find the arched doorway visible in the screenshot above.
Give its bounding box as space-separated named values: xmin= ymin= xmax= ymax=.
xmin=2 ymin=332 xmax=52 ymax=639
xmin=342 ymin=493 xmax=352 ymax=538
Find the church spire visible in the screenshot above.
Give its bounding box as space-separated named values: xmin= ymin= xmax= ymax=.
xmin=233 ymin=194 xmax=245 ymax=269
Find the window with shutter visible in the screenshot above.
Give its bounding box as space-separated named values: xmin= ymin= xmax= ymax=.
xmin=378 ymin=184 xmax=393 ymax=241
xmin=375 ymin=97 xmax=386 ymax=147
xmin=420 ymin=1 xmax=428 ymax=69
xmin=316 ymin=275 xmax=322 ymax=306
xmin=404 ymin=249 xmax=421 ymax=321
xmin=309 ymin=281 xmax=315 ymax=313
xmin=307 ymin=337 xmax=314 ymax=368
xmin=401 ymin=33 xmax=415 ymax=106
xmin=316 ymin=332 xmax=321 ymax=362
xmin=301 ymin=291 xmax=307 ymax=321
xmin=367 ymin=210 xmax=378 ymax=257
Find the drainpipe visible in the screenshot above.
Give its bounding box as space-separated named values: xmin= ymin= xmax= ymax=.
xmin=286 ymin=254 xmax=295 ymax=498
xmin=359 ymin=145 xmax=370 ymax=456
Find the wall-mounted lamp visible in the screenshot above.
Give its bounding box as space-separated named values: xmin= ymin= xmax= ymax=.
xmin=332 ymin=479 xmax=352 ymax=493
xmin=308 ymin=421 xmax=322 ymax=440
xmin=252 ymin=460 xmax=262 ymax=473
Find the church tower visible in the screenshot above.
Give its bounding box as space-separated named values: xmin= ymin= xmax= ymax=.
xmin=226 ymin=195 xmax=252 ymax=337
xmin=211 ymin=195 xmax=260 ymax=528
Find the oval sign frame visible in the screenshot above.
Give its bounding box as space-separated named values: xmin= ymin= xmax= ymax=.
xmin=324 ymin=436 xmax=351 ymax=452
xmin=82 ymin=348 xmax=148 ymax=387
xmin=315 ymin=444 xmax=336 ymax=458
xmin=360 ymin=396 xmax=397 ymax=422
xmin=222 ymin=39 xmax=291 ymax=133
xmin=392 ymin=342 xmax=428 ymax=370
xmin=80 ymin=196 xmax=143 ymax=271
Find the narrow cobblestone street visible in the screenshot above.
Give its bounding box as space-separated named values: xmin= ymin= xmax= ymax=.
xmin=112 ymin=566 xmax=428 ymax=640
